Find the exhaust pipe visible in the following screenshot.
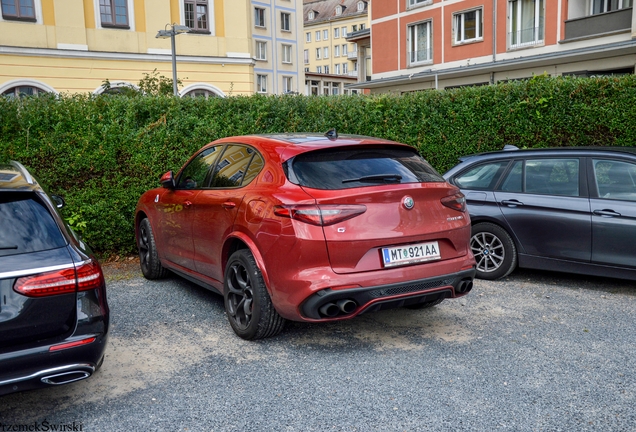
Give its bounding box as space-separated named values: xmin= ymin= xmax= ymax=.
xmin=337 ymin=299 xmax=357 ymax=314
xmin=319 ymin=303 xmax=339 ymax=317
xmin=41 ymin=370 xmax=91 ymax=386
xmin=456 ymin=279 xmax=474 ymax=294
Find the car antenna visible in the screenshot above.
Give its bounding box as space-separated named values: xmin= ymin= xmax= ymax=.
xmin=325 ymin=128 xmax=338 ymax=140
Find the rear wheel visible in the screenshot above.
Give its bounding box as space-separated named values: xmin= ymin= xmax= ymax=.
xmin=224 ymin=249 xmax=285 ymax=340
xmin=470 ymin=222 xmax=517 ymax=280
xmin=137 ymin=218 xmax=168 ymax=280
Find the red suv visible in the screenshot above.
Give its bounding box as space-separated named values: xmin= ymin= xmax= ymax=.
xmin=135 ymin=133 xmax=475 ymax=339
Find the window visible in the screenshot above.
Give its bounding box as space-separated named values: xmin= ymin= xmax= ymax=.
xmin=342 ymin=44 xmax=348 ymax=55
xmin=408 ymin=21 xmax=432 ymax=64
xmin=185 ymin=0 xmax=208 ymax=32
xmin=323 ymin=47 xmax=329 ymax=58
xmin=1 ymin=0 xmax=35 ymax=21
xmin=357 ymin=1 xmax=365 ymax=11
xmin=324 ymin=65 xmax=330 ymax=74
xmin=256 ymin=74 xmax=267 ymax=93
xmin=323 ymin=29 xmax=329 ymax=40
xmin=454 ymin=9 xmax=483 ymax=43
xmin=255 ymin=7 xmax=265 ymax=27
xmin=211 ymin=145 xmax=262 ymax=188
xmin=281 ymin=12 xmax=290 ymax=31
xmin=316 ymin=66 xmax=322 ymax=73
xmin=334 ymin=45 xmax=340 ymax=57
xmin=591 ymin=0 xmax=633 ymax=14
xmin=304 ymin=67 xmax=310 ymax=72
xmin=177 ymin=147 xmax=222 ymax=189
xmin=509 ymin=0 xmax=544 ymax=47
xmin=455 ymin=161 xmax=509 ymax=190
xmin=282 ymin=44 xmax=292 ymax=63
xmin=323 ymin=82 xmax=330 ymax=95
xmin=408 ymin=0 xmax=431 ymax=7
xmin=182 ymin=88 xmax=220 ymax=98
xmin=283 ymin=76 xmax=293 ymax=94
xmin=360 ymin=24 xmax=365 ymax=30
xmin=99 ymin=0 xmax=128 ymax=27
xmin=308 ymin=10 xmax=314 ymax=20
xmin=500 ymin=159 xmax=580 ymax=196
xmin=306 ymin=32 xmax=311 ymax=42
xmin=304 ymin=49 xmax=309 ymax=64
xmin=315 ymin=47 xmax=321 ymax=59
xmin=256 ymin=41 xmax=267 ymax=60
xmin=335 ymin=64 xmax=341 ymax=74
xmin=342 ymin=63 xmax=348 ymax=73
xmin=332 ymin=83 xmax=340 ymax=95
xmin=336 ymin=5 xmax=343 ymax=15
xmin=341 ymin=27 xmax=347 ymax=37
xmin=2 ymin=85 xmax=47 ymax=98
xmin=593 ymin=159 xmax=636 ymax=201
xmin=315 ymin=30 xmax=321 ymax=41
xmin=352 ymin=24 xmax=358 ymax=32
xmin=334 ymin=28 xmax=340 ymax=38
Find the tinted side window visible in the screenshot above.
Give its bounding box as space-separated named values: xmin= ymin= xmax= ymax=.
xmin=210 ymin=145 xmax=257 ymax=188
xmin=455 ymin=161 xmax=509 ymax=190
xmin=177 ymin=146 xmax=222 ymax=189
xmin=593 ymin=159 xmax=636 ymax=201
xmin=0 ymin=193 xmax=66 ymax=257
xmin=525 ymin=159 xmax=579 ymax=196
xmin=242 ymin=152 xmax=264 ymax=186
xmin=499 ymin=160 xmax=522 ymax=192
xmin=290 ymin=146 xmax=444 ymax=190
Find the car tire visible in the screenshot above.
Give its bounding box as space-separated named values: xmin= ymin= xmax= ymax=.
xmin=470 ymin=222 xmax=517 ymax=280
xmin=224 ymin=249 xmax=285 ymax=340
xmin=405 ymin=298 xmax=444 ymax=310
xmin=137 ymin=218 xmax=168 ymax=280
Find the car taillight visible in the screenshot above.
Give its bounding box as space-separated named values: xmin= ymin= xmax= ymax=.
xmin=274 ymin=205 xmax=367 ymax=226
xmin=14 ymin=260 xmax=105 ymax=297
xmin=441 ymin=192 xmax=467 ymax=213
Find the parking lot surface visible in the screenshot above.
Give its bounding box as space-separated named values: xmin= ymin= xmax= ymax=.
xmin=1 ymin=262 xmax=634 ymax=431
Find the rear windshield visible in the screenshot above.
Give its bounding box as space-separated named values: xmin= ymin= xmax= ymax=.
xmin=288 ymin=146 xmax=444 ymax=190
xmin=0 ymin=192 xmax=66 ymax=257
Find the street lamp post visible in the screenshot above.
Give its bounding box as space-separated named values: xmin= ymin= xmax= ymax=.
xmin=155 ymin=24 xmax=190 ymax=96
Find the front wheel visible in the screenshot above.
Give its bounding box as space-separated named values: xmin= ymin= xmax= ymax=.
xmin=224 ymin=249 xmax=285 ymax=340
xmin=470 ymin=222 xmax=517 ymax=280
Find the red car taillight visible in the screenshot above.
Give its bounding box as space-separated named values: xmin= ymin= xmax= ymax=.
xmin=14 ymin=260 xmax=105 ymax=297
xmin=441 ymin=192 xmax=467 ymax=213
xmin=274 ymin=205 xmax=367 ymax=226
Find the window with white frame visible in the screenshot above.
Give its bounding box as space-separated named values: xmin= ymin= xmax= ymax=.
xmin=334 ymin=27 xmax=340 ymax=38
xmin=317 ymin=66 xmax=322 ymax=73
xmin=283 ymin=76 xmax=293 ymax=93
xmin=308 ymin=10 xmax=314 ymax=20
xmin=282 ymin=44 xmax=292 ymax=63
xmin=306 ymin=32 xmax=311 ymax=42
xmin=408 ymin=21 xmax=432 ymax=64
xmin=323 ymin=47 xmax=329 ymax=58
xmin=185 ymin=0 xmax=209 ymax=32
xmin=281 ymin=12 xmax=290 ymax=31
xmin=454 ymin=8 xmax=483 ymax=44
xmin=315 ymin=30 xmax=321 ymax=41
xmin=99 ymin=0 xmax=128 ymax=27
xmin=335 ymin=64 xmax=340 ymax=74
xmin=1 ymin=0 xmax=36 ymax=21
xmin=254 ymin=7 xmax=265 ymax=27
xmin=341 ymin=27 xmax=347 ymax=37
xmin=342 ymin=44 xmax=348 ymax=55
xmin=336 ymin=5 xmax=343 ymax=15
xmin=343 ymin=63 xmax=348 ymax=73
xmin=509 ymin=0 xmax=544 ymax=47
xmin=357 ymin=1 xmax=365 ymax=11
xmin=315 ymin=48 xmax=321 ymax=59
xmin=332 ymin=83 xmax=340 ymax=95
xmin=323 ymin=29 xmax=328 ymax=40
xmin=591 ymin=0 xmax=632 ymax=14
xmin=257 ymin=74 xmax=267 ymax=93
xmin=256 ymin=40 xmax=267 ymax=60
xmin=304 ymin=49 xmax=309 ymax=64
xmin=352 ymin=24 xmax=358 ymax=32
xmin=334 ymin=45 xmax=340 ymax=57
xmin=408 ymin=0 xmax=431 ymax=7
xmin=325 ymin=65 xmax=330 ymax=74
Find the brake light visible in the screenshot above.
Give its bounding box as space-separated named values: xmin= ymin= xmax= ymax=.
xmin=14 ymin=260 xmax=105 ymax=297
xmin=441 ymin=192 xmax=466 ymax=212
xmin=274 ymin=205 xmax=367 ymax=226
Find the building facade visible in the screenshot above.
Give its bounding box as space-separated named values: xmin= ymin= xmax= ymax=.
xmin=356 ymin=0 xmax=636 ymax=93
xmin=0 ymin=0 xmax=304 ymax=97
xmin=302 ymin=0 xmax=369 ymax=94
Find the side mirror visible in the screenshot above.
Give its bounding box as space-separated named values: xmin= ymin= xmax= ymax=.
xmin=51 ymin=194 xmax=65 ymax=209
xmin=160 ymin=171 xmax=175 ymax=189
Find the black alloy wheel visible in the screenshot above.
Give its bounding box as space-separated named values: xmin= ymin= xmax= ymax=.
xmin=470 ymin=222 xmax=517 ymax=280
xmin=138 ymin=218 xmax=168 ymax=280
xmin=224 ymin=249 xmax=285 ymax=340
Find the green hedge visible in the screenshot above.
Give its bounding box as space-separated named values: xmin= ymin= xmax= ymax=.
xmin=1 ymin=74 xmax=635 ymax=255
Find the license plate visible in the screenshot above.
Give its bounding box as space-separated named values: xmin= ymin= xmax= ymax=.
xmin=382 ymin=241 xmax=441 ymax=267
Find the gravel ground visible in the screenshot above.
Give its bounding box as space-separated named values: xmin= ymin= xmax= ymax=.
xmin=1 ymin=260 xmax=634 ymax=431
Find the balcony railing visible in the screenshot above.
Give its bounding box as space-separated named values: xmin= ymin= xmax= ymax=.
xmin=408 ymin=48 xmax=432 ymax=64
xmin=508 ymin=26 xmax=544 ymax=48
xmin=347 ymin=50 xmax=358 ymax=60
xmin=347 ymin=71 xmax=358 ymax=77
xmin=564 ymin=8 xmax=632 ymax=40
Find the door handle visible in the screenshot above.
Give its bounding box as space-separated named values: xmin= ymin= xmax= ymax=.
xmin=501 ymin=199 xmax=523 ymax=207
xmin=222 ymin=201 xmax=236 ymax=209
xmin=593 ymin=209 xmax=621 ymax=217
xmin=184 ymin=200 xmax=192 ymax=208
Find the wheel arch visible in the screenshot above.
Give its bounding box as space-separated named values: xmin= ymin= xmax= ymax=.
xmin=470 ymin=217 xmax=522 ymax=253
xmin=222 ymin=233 xmax=272 ymax=293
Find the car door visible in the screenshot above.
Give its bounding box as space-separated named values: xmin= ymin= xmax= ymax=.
xmin=589 ymin=158 xmax=636 ymax=267
xmin=158 ymin=146 xmax=221 ymax=271
xmin=493 ymin=158 xmax=592 ymax=261
xmin=192 ymin=145 xmax=265 ymax=283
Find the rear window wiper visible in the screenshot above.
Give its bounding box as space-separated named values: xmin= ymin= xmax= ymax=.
xmin=342 ymin=174 xmax=403 ymax=184
xmin=0 ymin=245 xmax=18 ymax=250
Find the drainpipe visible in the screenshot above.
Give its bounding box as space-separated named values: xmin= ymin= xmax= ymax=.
xmin=492 ymin=0 xmax=497 ymax=84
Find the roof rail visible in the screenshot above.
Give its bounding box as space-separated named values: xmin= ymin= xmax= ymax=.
xmin=10 ymin=161 xmax=35 ymax=185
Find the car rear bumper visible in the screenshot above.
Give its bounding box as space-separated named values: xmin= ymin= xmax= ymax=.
xmin=299 ymin=267 xmax=476 ymax=321
xmin=0 ymin=333 xmax=108 ymax=396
